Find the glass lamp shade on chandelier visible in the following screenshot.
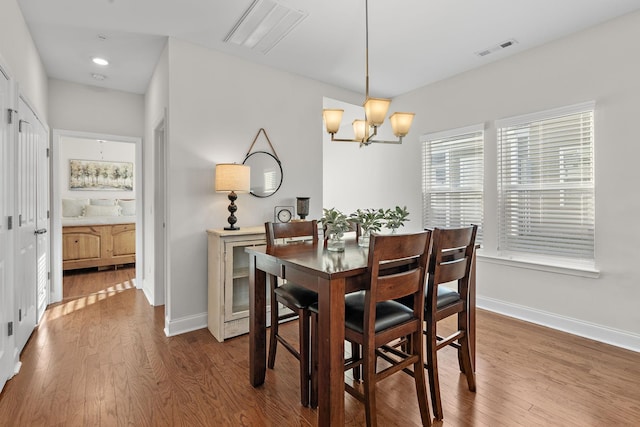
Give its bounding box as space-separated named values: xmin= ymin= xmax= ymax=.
xmin=215 ymin=163 xmax=250 ymax=230
xmin=322 ymin=0 xmax=415 ymax=146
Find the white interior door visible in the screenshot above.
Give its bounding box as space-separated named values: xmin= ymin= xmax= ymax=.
xmin=35 ymin=115 xmax=49 ymax=323
xmin=14 ymin=97 xmax=41 ymax=353
xmin=0 ymin=67 xmax=15 ymax=391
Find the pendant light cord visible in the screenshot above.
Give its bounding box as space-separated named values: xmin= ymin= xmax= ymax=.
xmin=365 ymin=0 xmax=370 ymax=100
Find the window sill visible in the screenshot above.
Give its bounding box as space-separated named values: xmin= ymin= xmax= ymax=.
xmin=476 ymin=253 xmax=600 ymax=279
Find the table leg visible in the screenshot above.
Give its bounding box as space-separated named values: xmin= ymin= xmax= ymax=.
xmin=316 ymin=277 xmax=345 ymax=426
xmin=249 ymin=254 xmax=267 ymax=386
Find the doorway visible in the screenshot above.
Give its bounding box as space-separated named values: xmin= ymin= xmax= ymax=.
xmin=50 ymin=130 xmax=143 ymax=304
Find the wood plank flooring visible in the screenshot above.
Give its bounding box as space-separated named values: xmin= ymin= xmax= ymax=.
xmin=1 ymin=266 xmax=639 ymax=426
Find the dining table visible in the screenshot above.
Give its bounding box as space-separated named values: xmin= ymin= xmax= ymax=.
xmin=246 ymin=237 xmax=477 ymax=426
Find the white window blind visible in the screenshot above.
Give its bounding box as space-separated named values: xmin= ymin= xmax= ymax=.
xmin=496 ymin=102 xmax=595 ymax=262
xmin=422 ymin=124 xmax=484 ymax=243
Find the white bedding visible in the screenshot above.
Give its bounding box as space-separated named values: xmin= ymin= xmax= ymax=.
xmin=62 ymin=215 xmax=137 ymax=226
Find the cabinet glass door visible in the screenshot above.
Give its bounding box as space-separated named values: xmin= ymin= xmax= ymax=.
xmin=224 ymin=238 xmax=266 ymax=321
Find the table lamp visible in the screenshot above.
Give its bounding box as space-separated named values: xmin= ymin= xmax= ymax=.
xmin=215 ymin=163 xmax=250 ymax=230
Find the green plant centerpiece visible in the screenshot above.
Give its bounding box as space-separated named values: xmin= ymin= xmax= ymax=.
xmin=320 ymin=208 xmax=351 ymax=252
xmin=385 ymin=206 xmax=410 ymax=233
xmin=350 ymin=208 xmax=386 ymax=247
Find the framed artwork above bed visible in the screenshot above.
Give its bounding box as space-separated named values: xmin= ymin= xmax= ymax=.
xmin=69 ymin=159 xmax=133 ymax=191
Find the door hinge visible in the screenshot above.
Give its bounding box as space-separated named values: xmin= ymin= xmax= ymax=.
xmin=18 ymin=309 xmax=22 ymax=322
xmin=7 ymin=108 xmax=16 ymax=124
xmin=19 ymin=119 xmax=30 ymax=133
xmin=48 ymin=271 xmax=50 ymax=280
xmin=47 ymin=210 xmax=50 ymax=219
xmin=7 ymin=322 xmax=12 ymax=337
xmin=7 ymin=216 xmax=12 ymax=230
xmin=46 ymin=148 xmax=50 ymax=158
xmin=18 ymin=214 xmax=22 ymax=227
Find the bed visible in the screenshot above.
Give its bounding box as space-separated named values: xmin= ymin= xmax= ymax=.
xmin=62 ymin=198 xmax=136 ymax=271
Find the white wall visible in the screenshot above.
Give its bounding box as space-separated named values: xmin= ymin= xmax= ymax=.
xmin=58 ymin=137 xmax=136 ymax=200
xmin=48 ymin=79 xmax=144 ymax=137
xmin=159 ymin=38 xmax=359 ymax=333
xmin=386 ymin=10 xmax=640 ymax=349
xmin=0 ymin=0 xmax=47 ymax=135
xmin=143 ymin=43 xmax=169 ymax=306
xmin=0 ymin=0 xmax=48 ymax=121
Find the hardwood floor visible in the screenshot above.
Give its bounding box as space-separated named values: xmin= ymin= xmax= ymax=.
xmin=1 ymin=267 xmax=639 ymax=426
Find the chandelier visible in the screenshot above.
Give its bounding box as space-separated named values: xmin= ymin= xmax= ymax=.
xmin=322 ymin=0 xmax=415 ymax=146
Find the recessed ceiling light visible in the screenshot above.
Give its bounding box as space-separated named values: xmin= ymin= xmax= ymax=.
xmin=92 ymin=57 xmax=109 ymax=66
xmin=91 ymin=73 xmax=107 ymax=80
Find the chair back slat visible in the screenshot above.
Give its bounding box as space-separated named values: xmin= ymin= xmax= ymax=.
xmin=434 ymin=257 xmax=469 ymax=284
xmin=266 ymin=220 xmax=318 ymax=246
xmin=376 ymin=269 xmax=423 ymax=302
xmin=437 ymin=226 xmax=475 ymax=252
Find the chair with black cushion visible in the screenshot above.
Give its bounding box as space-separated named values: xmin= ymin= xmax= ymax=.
xmin=265 ymin=220 xmax=319 ymax=407
xmin=311 ymin=231 xmax=433 ymax=426
xmin=424 ymin=225 xmax=477 ymax=420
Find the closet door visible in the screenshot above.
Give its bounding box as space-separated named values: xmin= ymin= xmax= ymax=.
xmin=14 ymin=97 xmax=43 ymax=353
xmin=0 ymin=68 xmax=14 ymax=391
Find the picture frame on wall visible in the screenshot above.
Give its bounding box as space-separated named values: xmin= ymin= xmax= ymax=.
xmin=69 ymin=159 xmax=134 ymax=191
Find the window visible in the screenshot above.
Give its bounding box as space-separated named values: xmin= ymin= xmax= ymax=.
xmin=496 ymin=102 xmax=595 ymax=264
xmin=422 ymin=124 xmax=484 ymax=243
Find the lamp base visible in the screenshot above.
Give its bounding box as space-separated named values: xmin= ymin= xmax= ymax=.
xmin=225 ymin=191 xmax=240 ymax=231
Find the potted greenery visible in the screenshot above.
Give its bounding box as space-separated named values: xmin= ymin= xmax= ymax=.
xmin=385 ymin=206 xmax=410 ymax=233
xmin=320 ymin=208 xmax=351 ymax=252
xmin=350 ymin=208 xmax=386 ymax=247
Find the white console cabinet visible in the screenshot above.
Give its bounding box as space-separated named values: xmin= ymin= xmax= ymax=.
xmin=207 ymin=226 xmax=267 ymax=342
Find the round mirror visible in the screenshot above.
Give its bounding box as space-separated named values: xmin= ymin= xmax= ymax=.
xmin=242 ymin=151 xmax=283 ymax=198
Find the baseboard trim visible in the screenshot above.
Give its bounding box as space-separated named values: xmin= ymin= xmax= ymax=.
xmin=477 ymin=296 xmax=640 ymax=353
xmin=164 ymin=312 xmax=207 ymax=337
xmin=141 ymin=279 xmax=154 ymax=306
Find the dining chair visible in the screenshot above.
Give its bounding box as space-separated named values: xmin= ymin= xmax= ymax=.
xmin=265 ymin=220 xmax=319 ymax=407
xmin=424 ymin=225 xmax=477 ymax=420
xmin=311 ymin=231 xmax=433 ymax=426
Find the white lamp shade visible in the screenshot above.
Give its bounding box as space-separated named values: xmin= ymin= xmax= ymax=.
xmin=363 ymin=97 xmax=391 ymax=127
xmin=352 ymin=119 xmax=369 ymax=142
xmin=215 ymin=163 xmax=250 ymax=193
xmin=323 ymin=109 xmax=344 ymax=134
xmin=389 ymin=112 xmax=416 ymax=137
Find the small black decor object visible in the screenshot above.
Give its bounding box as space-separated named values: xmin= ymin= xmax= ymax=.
xmin=296 ymin=197 xmax=310 ymax=220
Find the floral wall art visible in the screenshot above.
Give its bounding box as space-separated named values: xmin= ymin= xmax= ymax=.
xmin=69 ymin=159 xmax=134 ymax=191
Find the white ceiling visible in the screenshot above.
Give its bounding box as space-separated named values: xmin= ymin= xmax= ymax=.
xmin=17 ymin=0 xmax=640 ymax=96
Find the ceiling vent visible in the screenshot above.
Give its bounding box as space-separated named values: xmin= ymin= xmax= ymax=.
xmin=224 ymin=0 xmax=308 ymax=55
xmin=476 ymin=38 xmax=518 ymax=57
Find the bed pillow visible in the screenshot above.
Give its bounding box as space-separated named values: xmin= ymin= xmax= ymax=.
xmin=84 ymin=204 xmax=122 ymax=217
xmin=62 ymin=198 xmax=89 ymax=217
xmin=90 ymin=198 xmax=116 ymax=206
xmin=117 ymin=199 xmax=136 ymax=216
